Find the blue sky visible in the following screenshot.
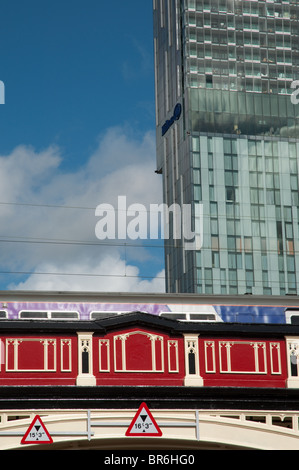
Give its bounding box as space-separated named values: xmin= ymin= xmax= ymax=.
xmin=0 ymin=0 xmax=154 ymax=160
xmin=0 ymin=1 xmax=165 ymax=292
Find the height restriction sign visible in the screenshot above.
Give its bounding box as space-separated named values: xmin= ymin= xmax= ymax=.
xmin=126 ymin=402 xmax=162 ymax=437
xmin=21 ymin=415 xmax=53 ymax=444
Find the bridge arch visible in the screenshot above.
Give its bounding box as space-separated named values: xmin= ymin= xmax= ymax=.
xmin=1 ymin=408 xmax=299 ymax=451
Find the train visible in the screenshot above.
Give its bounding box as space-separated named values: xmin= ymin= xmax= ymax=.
xmin=0 ymin=290 xmax=297 ymax=323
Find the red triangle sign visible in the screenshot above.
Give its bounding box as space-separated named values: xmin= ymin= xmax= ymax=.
xmin=126 ymin=402 xmax=162 ymax=437
xmin=21 ymin=415 xmax=53 ymax=444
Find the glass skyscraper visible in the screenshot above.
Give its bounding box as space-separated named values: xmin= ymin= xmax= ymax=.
xmin=153 ymin=0 xmax=299 ymax=295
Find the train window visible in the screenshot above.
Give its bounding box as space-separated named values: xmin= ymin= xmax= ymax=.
xmin=0 ymin=310 xmax=7 ymax=319
xmin=160 ymin=312 xmax=217 ymax=321
xmin=20 ymin=311 xmax=48 ymax=319
xmin=189 ymin=314 xmax=216 ymax=321
xmin=50 ymin=311 xmax=78 ymax=319
xmin=91 ymin=311 xmax=120 ymax=319
xmin=160 ymin=313 xmax=187 ymax=320
xmin=19 ymin=311 xmax=78 ymax=320
xmin=285 ymin=308 xmax=299 ymax=324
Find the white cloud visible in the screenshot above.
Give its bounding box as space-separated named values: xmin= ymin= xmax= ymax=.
xmin=9 ymin=257 xmax=166 ymax=293
xmin=0 ymin=126 xmax=165 ymax=292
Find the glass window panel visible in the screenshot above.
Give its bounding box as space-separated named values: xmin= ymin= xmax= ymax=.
xmin=193 ymin=169 xmax=201 ymax=184
xmin=287 ymin=256 xmax=295 ymax=272
xmin=285 ymin=223 xmax=294 ymax=239
xmin=245 ymin=254 xmax=253 ymax=269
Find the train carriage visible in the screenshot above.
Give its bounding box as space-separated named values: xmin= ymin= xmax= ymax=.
xmin=0 ymin=290 xmax=297 ymax=323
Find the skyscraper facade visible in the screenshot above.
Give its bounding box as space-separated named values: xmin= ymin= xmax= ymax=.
xmin=153 ymin=0 xmax=299 ymax=295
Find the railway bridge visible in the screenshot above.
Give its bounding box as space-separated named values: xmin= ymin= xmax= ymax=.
xmin=0 ymin=296 xmax=299 ymax=451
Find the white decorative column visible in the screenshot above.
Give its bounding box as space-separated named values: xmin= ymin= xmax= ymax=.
xmin=286 ymin=337 xmax=299 ymax=388
xmin=76 ymin=332 xmax=96 ymax=386
xmin=184 ymin=334 xmax=204 ymax=386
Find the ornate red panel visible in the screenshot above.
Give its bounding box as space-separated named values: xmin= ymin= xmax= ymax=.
xmin=199 ymin=337 xmax=288 ymax=387
xmin=94 ymin=327 xmax=185 ymax=386
xmin=0 ymin=335 xmax=77 ymax=386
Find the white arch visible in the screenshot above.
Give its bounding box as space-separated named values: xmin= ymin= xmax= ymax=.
xmin=2 ymin=408 xmax=299 ymax=450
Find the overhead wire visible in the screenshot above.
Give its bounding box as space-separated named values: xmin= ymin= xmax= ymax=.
xmin=0 ymin=200 xmax=166 ymax=281
xmin=0 ymin=199 xmax=296 ymax=287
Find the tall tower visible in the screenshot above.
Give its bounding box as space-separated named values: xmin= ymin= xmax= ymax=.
xmin=153 ymin=0 xmax=299 ymax=295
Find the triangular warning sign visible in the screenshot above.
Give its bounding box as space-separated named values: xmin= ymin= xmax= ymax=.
xmin=21 ymin=415 xmax=53 ymax=444
xmin=126 ymin=402 xmax=162 ymax=437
